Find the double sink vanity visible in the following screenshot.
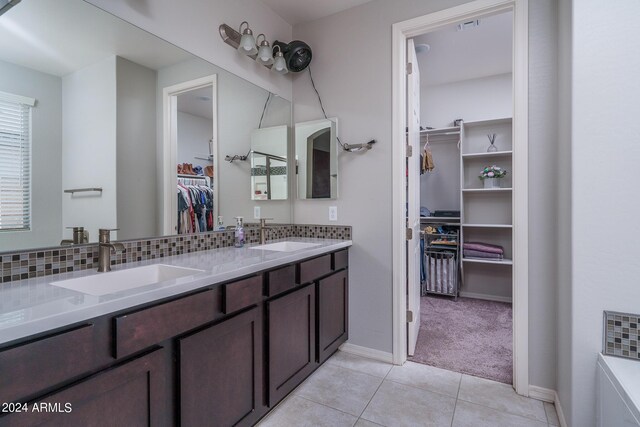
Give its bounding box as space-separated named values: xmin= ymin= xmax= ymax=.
xmin=0 ymin=238 xmax=351 ymax=426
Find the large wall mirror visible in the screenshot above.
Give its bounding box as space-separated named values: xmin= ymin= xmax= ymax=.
xmin=0 ymin=0 xmax=291 ymax=252
xmin=295 ymin=119 xmax=338 ymax=199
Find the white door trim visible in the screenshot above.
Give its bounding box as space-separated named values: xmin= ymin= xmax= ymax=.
xmin=162 ymin=75 xmax=218 ymax=235
xmin=391 ymin=0 xmax=529 ymax=395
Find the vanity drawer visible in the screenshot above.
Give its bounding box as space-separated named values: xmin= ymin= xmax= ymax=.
xmin=114 ymin=289 xmax=219 ymax=358
xmin=266 ymin=265 xmax=297 ymax=297
xmin=0 ymin=324 xmax=96 ymax=403
xmin=299 ymin=254 xmax=332 ymax=284
xmin=333 ymin=250 xmax=349 ymax=271
xmin=223 ymin=275 xmax=263 ymax=314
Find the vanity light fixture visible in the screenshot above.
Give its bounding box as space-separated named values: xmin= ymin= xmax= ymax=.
xmin=256 ymin=34 xmax=274 ymax=66
xmin=0 ymin=0 xmax=20 ymax=16
xmin=237 ymin=21 xmax=258 ymax=56
xmin=219 ymin=22 xmax=312 ymax=74
xmin=272 ymin=45 xmax=288 ymax=75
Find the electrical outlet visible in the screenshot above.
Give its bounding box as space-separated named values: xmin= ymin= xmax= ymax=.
xmin=254 ymin=206 xmax=261 ymax=219
xmin=329 ymin=206 xmax=338 ymax=221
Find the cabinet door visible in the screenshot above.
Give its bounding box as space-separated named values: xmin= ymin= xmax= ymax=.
xmin=268 ymin=284 xmax=316 ymax=406
xmin=318 ymin=270 xmax=349 ymax=363
xmin=179 ymin=307 xmax=263 ymax=427
xmin=0 ymin=348 xmax=167 ymax=427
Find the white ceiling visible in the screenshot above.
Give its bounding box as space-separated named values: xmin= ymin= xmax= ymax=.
xmin=258 ymin=0 xmax=375 ymax=26
xmin=177 ymin=87 xmax=214 ymax=120
xmin=412 ymin=11 xmax=513 ymax=87
xmin=0 ymin=0 xmax=193 ymax=77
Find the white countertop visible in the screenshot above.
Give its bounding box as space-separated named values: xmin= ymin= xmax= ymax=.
xmin=0 ymin=238 xmax=351 ymax=346
xmin=599 ymin=353 xmax=640 ymax=421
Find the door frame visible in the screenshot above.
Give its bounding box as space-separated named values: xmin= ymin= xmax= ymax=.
xmin=162 ymin=75 xmax=218 ymax=235
xmin=391 ymin=0 xmax=529 ymax=395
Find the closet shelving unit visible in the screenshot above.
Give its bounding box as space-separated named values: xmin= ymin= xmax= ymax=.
xmin=459 ymin=117 xmax=514 ymax=298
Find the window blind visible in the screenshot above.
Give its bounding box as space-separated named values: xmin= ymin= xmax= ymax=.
xmin=0 ymin=91 xmax=34 ymax=232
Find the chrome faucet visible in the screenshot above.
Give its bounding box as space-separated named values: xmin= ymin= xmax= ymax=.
xmin=61 ymin=226 xmax=88 ymax=245
xmin=98 ymin=229 xmax=125 ymax=272
xmin=259 ymin=218 xmax=274 ymax=245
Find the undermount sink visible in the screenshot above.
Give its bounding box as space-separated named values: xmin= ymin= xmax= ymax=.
xmin=249 ymin=241 xmax=321 ymax=252
xmin=50 ymin=264 xmax=205 ymax=296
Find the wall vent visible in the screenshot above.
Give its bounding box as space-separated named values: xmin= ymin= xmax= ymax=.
xmin=456 ymin=20 xmax=480 ymax=31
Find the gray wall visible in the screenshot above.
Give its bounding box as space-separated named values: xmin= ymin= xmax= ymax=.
xmin=528 ymin=0 xmax=559 ymax=394
xmin=62 ymin=56 xmax=118 ymax=241
xmin=86 ymin=0 xmax=293 ymax=100
xmin=556 ymin=0 xmax=572 ymax=423
xmin=292 ymin=0 xmax=559 ymax=389
xmin=0 ymin=60 xmax=62 ymax=252
xmin=116 ymin=57 xmax=158 ymax=240
xmin=556 ymin=0 xmax=573 ymax=425
xmin=565 ymin=1 xmax=640 ymax=425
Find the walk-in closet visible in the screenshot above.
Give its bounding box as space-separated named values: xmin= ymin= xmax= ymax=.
xmin=410 ymin=10 xmax=514 ymax=384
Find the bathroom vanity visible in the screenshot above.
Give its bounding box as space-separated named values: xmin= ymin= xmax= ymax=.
xmin=0 ymin=240 xmax=350 ymax=426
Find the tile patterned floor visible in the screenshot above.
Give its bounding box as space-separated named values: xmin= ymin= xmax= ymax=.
xmin=257 ymin=351 xmax=560 ymax=427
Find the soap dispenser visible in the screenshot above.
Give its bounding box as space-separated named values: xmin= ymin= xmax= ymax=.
xmin=234 ymin=217 xmax=245 ymax=248
xmin=215 ymin=216 xmax=225 ymax=231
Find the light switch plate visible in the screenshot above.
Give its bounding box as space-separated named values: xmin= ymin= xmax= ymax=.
xmin=329 ymin=206 xmax=338 ymax=221
xmin=254 ymin=206 xmax=261 ymax=219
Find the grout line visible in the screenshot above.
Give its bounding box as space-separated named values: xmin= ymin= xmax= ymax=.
xmin=455 ymin=395 xmax=547 ymax=424
xmin=383 ymin=377 xmax=460 ymax=400
xmin=356 ymin=361 xmax=393 ymax=422
xmin=450 ymin=374 xmax=463 ymax=427
xmin=294 ymin=394 xmax=363 ymax=419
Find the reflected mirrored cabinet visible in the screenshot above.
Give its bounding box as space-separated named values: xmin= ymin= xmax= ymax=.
xmin=250 ymin=125 xmax=289 ymax=201
xmin=0 ymin=0 xmax=292 ymax=252
xmin=295 ymin=118 xmax=338 ymax=200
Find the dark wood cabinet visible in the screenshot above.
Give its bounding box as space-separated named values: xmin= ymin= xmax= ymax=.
xmin=317 ymin=269 xmax=349 ymax=363
xmin=267 ymin=284 xmax=316 ymax=406
xmin=179 ymin=307 xmax=264 ymax=427
xmin=0 ymin=348 xmax=167 ymax=427
xmin=0 ymin=248 xmax=349 ymax=427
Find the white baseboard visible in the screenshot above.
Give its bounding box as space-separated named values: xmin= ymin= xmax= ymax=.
xmin=529 ymin=385 xmax=555 ymax=402
xmin=339 ymin=342 xmax=394 ymax=364
xmin=554 ymin=392 xmax=568 ymax=427
xmin=459 ymin=291 xmax=512 ymax=303
xmin=528 ymin=386 xmax=568 ymax=427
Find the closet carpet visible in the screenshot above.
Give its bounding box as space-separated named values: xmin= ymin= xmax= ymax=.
xmin=409 ymin=296 xmax=513 ymax=384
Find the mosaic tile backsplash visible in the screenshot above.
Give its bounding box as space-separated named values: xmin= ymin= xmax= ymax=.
xmin=604 ymin=311 xmax=640 ymax=361
xmin=0 ymin=225 xmax=352 ymax=284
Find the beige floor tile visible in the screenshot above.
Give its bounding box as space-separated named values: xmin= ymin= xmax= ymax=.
xmin=544 ymin=401 xmax=560 ymax=426
xmin=294 ymin=363 xmax=383 ymax=416
xmin=326 ymin=351 xmax=393 ymax=378
xmin=452 ymin=400 xmax=549 ymax=427
xmin=257 ymin=395 xmax=358 ymax=427
xmin=458 ymin=375 xmax=547 ymax=423
xmin=386 ymin=361 xmax=461 ymax=397
xmin=361 ymin=380 xmax=456 ymax=427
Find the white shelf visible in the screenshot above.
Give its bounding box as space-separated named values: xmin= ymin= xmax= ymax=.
xmin=462 ymin=188 xmax=512 ymax=193
xmin=463 ymin=257 xmax=513 ymax=265
xmin=462 ymin=151 xmax=512 ymax=159
xmin=462 ymin=224 xmax=512 ymax=229
xmin=420 ymin=126 xmax=460 ymax=135
xmin=462 ymin=117 xmax=512 ymax=128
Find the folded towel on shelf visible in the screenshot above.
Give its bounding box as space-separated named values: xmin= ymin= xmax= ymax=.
xmin=463 ymin=242 xmax=504 ymax=255
xmin=463 ymin=249 xmax=504 ymax=259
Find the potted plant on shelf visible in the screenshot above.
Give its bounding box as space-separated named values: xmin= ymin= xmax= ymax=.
xmin=479 ymin=165 xmax=507 ymax=189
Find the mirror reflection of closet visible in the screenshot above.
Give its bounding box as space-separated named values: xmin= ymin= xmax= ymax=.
xmin=295 ymin=118 xmax=338 ymax=199
xmin=175 ymin=84 xmax=216 ymax=234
